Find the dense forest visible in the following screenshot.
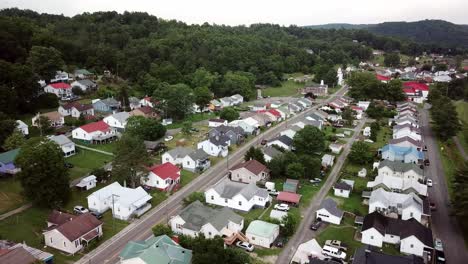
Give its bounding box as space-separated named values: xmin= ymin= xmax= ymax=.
xmin=0 ymin=8 xmax=457 ymax=116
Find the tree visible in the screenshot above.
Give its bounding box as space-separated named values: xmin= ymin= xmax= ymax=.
xmin=183 ymin=192 xmax=205 ymax=206
xmin=280 ymin=213 xmax=298 ymax=237
xmin=383 ymin=52 xmax=400 ymax=67
xmin=3 ymin=131 xmax=25 ymax=150
xmin=90 ymin=167 xmax=109 ymax=182
xmin=386 ymin=79 xmax=406 ymax=102
xmin=452 ymin=161 xmax=468 ymax=219
xmin=27 ymin=46 xmax=65 ymax=80
xmin=191 ymin=68 xmax=216 ymax=89
xmin=286 ymin=162 xmax=304 ymax=179
xmin=0 ymin=113 xmax=16 ymax=149
xmin=244 ymin=146 xmax=266 ymax=164
xmin=293 ymin=125 xmax=325 ymax=155
xmin=267 ymin=154 xmax=285 ymax=179
xmin=369 ymin=122 xmax=381 ymax=142
xmin=37 ymin=116 xmax=52 ymax=134
xmin=431 ymin=96 xmax=462 ymax=141
xmin=112 ymin=134 xmax=149 ymax=188
xmin=219 ymin=107 xmax=239 ymax=122
xmin=152 ymin=224 xmax=173 ymax=237
xmin=118 ymin=86 xmax=130 ymax=111
xmin=15 ymin=138 xmax=70 ymax=207
xmin=72 ymin=86 xmax=85 ymax=96
xmin=182 ymin=121 xmax=193 ymax=135
xmin=194 ymin=86 xmax=212 ymax=108
xmin=221 ymin=71 xmax=255 ymax=100
xmin=154 ymin=83 xmax=194 ymax=120
xmin=126 ymin=116 xmax=166 ymax=141
xmin=298 ymin=155 xmax=321 ymax=179
xmin=349 ymin=141 xmax=373 ymax=165
xmin=341 ymin=107 xmax=355 ymax=126
xmin=347 ymin=72 xmax=381 ymax=100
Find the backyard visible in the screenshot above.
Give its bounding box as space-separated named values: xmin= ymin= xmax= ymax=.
xmin=66 ymin=149 xmax=113 ymax=180
xmin=0 ymin=177 xmax=26 ymax=214
xmin=165 ymin=112 xmax=216 ymax=129
xmin=262 ymin=80 xmax=303 ymax=97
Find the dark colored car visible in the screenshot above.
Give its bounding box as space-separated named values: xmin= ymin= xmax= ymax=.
xmin=64 ymin=162 xmax=74 ymax=168
xmin=436 ymin=250 xmax=446 ymax=264
xmin=261 ymin=139 xmax=268 ymax=145
xmin=90 ymin=210 xmax=103 ymax=219
xmin=190 ymin=127 xmax=200 ymax=132
xmin=424 ymin=159 xmax=430 ymax=166
xmin=310 ymin=220 xmax=322 ymax=231
xmin=430 ymin=202 xmax=437 ymax=211
xmin=275 ymin=238 xmax=287 ymax=248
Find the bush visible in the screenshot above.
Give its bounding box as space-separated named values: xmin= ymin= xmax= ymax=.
xmin=35 ymin=93 xmax=59 ymax=109
xmin=72 ymin=86 xmax=85 ymax=95
xmin=152 ymin=224 xmax=173 ymax=237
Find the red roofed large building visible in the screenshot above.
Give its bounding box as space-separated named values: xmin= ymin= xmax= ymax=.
xmin=72 ymin=120 xmax=117 ymax=144
xmin=44 ymin=82 xmax=73 ymax=100
xmin=144 ymin=162 xmax=181 ymax=190
xmin=43 ymin=210 xmax=103 ymax=254
xmin=376 ymin=74 xmax=391 ymax=83
xmin=402 ymin=81 xmax=430 ymax=103
xmin=229 ymin=159 xmax=270 ymax=184
xmin=267 ymin=109 xmax=283 ymax=121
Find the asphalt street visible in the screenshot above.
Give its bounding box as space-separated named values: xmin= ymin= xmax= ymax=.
xmin=75 ymin=87 xmax=349 ymax=264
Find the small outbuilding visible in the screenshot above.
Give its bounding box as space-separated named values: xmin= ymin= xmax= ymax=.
xmin=291 ymin=239 xmax=325 ymax=264
xmin=245 ymin=220 xmax=280 ymax=248
xmin=283 ymin=179 xmax=299 ymax=193
xmin=269 ymin=210 xmax=288 ymax=221
xmin=76 ymin=175 xmax=97 ymax=190
xmin=333 ymin=179 xmax=354 ymax=198
xmin=277 ymin=191 xmax=301 ymax=205
xmin=321 ymin=154 xmax=335 ymax=167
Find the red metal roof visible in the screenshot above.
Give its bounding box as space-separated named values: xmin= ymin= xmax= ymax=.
xmin=403 ymin=81 xmax=429 ymax=91
xmin=376 ymin=74 xmax=390 ymax=81
xmin=150 ymin=162 xmax=180 ymax=180
xmin=277 ymin=191 xmax=301 ymax=204
xmin=351 ymin=106 xmax=363 ymax=111
xmin=268 ymin=109 xmax=281 ymax=117
xmin=49 ymin=82 xmax=71 ymax=89
xmin=79 ymin=120 xmax=110 ymax=133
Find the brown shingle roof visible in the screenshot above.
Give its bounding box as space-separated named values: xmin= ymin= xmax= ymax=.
xmin=47 ymin=212 xmax=102 ymax=242
xmin=230 ymin=159 xmax=268 ymax=175
xmin=47 ymin=210 xmax=76 ymax=225
xmin=0 ymin=247 xmax=35 ymax=264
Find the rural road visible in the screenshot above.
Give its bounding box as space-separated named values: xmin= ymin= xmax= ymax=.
xmin=275 ymin=117 xmax=368 ymax=264
xmin=420 ymin=104 xmax=468 ymax=264
xmin=76 ymin=87 xmax=349 ymax=264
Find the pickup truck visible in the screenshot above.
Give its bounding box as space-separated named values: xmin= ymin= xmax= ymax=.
xmin=325 ymin=240 xmax=348 ymax=252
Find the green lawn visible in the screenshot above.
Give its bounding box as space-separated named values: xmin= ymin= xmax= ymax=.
xmin=316 ymin=225 xmax=362 ymax=261
xmin=437 ymin=139 xmax=463 ymax=198
xmin=370 ymin=125 xmax=392 ymax=151
xmin=166 ymin=113 xmax=216 ymax=129
xmin=180 ymin=170 xmax=198 ymax=187
xmin=262 ymin=80 xmax=303 ymax=97
xmin=0 ymin=177 xmax=26 ymax=214
xmin=455 ymin=100 xmax=468 ymax=124
xmin=66 ymin=149 xmax=113 ymax=180
xmin=73 ymin=140 xmax=118 ymax=153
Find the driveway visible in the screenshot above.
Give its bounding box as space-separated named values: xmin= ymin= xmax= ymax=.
xmin=76 ymin=87 xmax=350 ymax=264
xmin=420 ymin=104 xmax=468 ymax=264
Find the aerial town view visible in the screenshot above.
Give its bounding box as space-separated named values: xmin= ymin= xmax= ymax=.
xmin=0 ymin=1 xmax=468 ymax=264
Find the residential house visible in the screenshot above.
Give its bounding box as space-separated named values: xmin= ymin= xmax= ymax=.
xmin=363 ymin=127 xmax=371 ymax=137
xmin=321 ymin=154 xmax=335 ymax=167
xmin=393 ymin=124 xmax=422 ymax=141
xmin=144 ymin=162 xmax=181 ymax=191
xmin=71 ymin=79 xmax=97 ymax=92
xmin=75 ymin=175 xmax=97 ymax=191
xmin=377 ymin=160 xmax=424 ymax=181
xmin=283 ymin=178 xmax=300 ymax=193
xmin=333 ymin=179 xmax=354 ymax=198
xmin=358 ymin=101 xmax=371 ymax=111
xmin=280 ymin=125 xmax=302 ymax=140
xmin=16 ymin=120 xmax=28 ymax=136
xmin=228 ymin=119 xmax=258 ymax=135
xmin=220 ymin=97 xmax=233 ymax=107
xmin=43 ymin=211 xmax=103 ymax=254
xmin=245 ymin=220 xmax=279 ymax=248
xmin=296 ymin=98 xmax=313 ymax=109
xmin=269 ymin=209 xmax=288 ymax=221
xmin=32 ymin=111 xmax=65 ymax=127
xmin=242 ymin=117 xmax=261 ymax=130
xmin=103 ymin=112 xmax=130 ymax=132
xmin=139 ymin=97 xmax=155 ymax=108
xmin=205 ymin=178 xmax=271 ymax=211
xmin=369 ymin=188 xmax=426 ymax=223
xmin=380 ymin=145 xmax=423 ymax=164
xmin=58 ymin=102 xmax=94 ymax=118
xmin=119 ymin=235 xmax=192 ymax=264
xmin=208 ymin=118 xmax=227 ymax=127
xmin=169 ymin=201 xmax=244 ymax=239
xmin=376 ymin=74 xmax=391 ymax=83
xmin=50 ymin=70 xmax=70 ymax=83
xmin=129 ymin=106 xmax=158 ymax=118
xmin=277 ymin=106 xmax=293 ymax=119
xmin=210 ymin=99 xmax=222 ymax=111
xmin=277 ymin=191 xmax=301 ymax=205
xmin=0 ymin=148 xmax=21 ymax=175
xmin=361 ymin=212 xmax=433 ymax=257
xmin=252 ymin=113 xmax=272 ymax=126
xmin=230 ymin=94 xmax=244 ymax=105
xmin=87 ymin=182 xmax=152 ymax=220
xmin=329 ymin=143 xmax=343 ymax=154
xmin=161 ymin=147 xmax=193 ymax=165
xmin=229 ymin=159 xmax=270 ymax=184
xmin=316 ymin=198 xmax=343 ymax=225
xmin=252 ymin=103 xmax=267 ymax=111
xmin=291 ymin=239 xmax=326 ymax=264
xmin=208 ymin=125 xmax=245 ymax=145
xmin=267 ymin=135 xmax=293 ymax=151
xmin=128 ymin=97 xmax=141 ymax=110
xmin=367 ymin=174 xmax=428 ymax=196
xmin=389 ymin=116 xmax=419 ymax=128
xmin=262 ymin=146 xmax=282 ymax=162
xmin=49 ymin=135 xmax=76 ymax=157
xmin=301 ymin=82 xmax=328 ymax=96
xmin=0 ymin=243 xmax=47 ymax=264
xmin=197 ymin=136 xmax=230 ymax=157
xmin=73 ymin=69 xmax=94 ymax=79
xmin=72 ymin=121 xmax=117 ymax=144
xmin=92 ymin=98 xmax=120 ymax=113
xmin=181 ymin=149 xmax=211 ymax=172
xmin=44 ymin=82 xmax=73 ymax=100
xmin=353 ymin=245 xmax=424 ymax=264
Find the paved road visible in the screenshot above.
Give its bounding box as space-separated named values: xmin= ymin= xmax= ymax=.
xmin=76 ymin=87 xmax=349 ymax=264
xmin=420 ymin=105 xmax=468 ymax=264
xmin=275 ymin=117 xmax=368 ymax=264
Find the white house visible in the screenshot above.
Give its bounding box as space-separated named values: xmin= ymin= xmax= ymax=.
xmin=229 ymin=159 xmax=270 ymax=184
xmin=322 ymin=154 xmax=335 ymax=167
xmin=267 ymin=135 xmax=293 ymax=151
xmin=393 ymin=125 xmax=421 ymax=141
xmin=32 ymin=111 xmax=65 ymax=127
xmin=329 ymin=143 xmax=343 ymax=154
xmin=161 ymin=147 xmax=193 ymax=165
xmin=71 ymin=79 xmax=97 ymax=92
xmin=389 ymin=136 xmax=423 ymax=151
xmin=72 ymin=121 xmax=117 ymax=144
xmin=269 ymin=210 xmax=288 ymax=221
xmin=205 ymin=178 xmax=271 ymax=212
xmin=75 ymin=175 xmax=97 ymax=191
xmin=358 ymin=101 xmax=371 ymax=111
xmin=44 ymin=82 xmax=73 ymax=100
xmin=103 ymin=112 xmax=130 ymax=132
xmin=367 ymin=174 xmax=428 ymax=196
xmin=361 ymin=212 xmax=433 ymax=257
xmin=139 ymin=97 xmax=155 ymax=108
xmin=369 ymin=188 xmax=424 ymax=223
xmin=229 ymin=119 xmax=258 ymax=135
xmin=197 ymin=136 xmax=230 ymax=157
xmin=208 ymin=118 xmax=227 ymax=128
xmin=279 ymin=125 xmax=302 ymax=140
xmin=377 ymin=160 xmax=424 ymax=181
xmin=245 ymin=220 xmax=280 ymax=248
xmin=87 ymin=182 xmax=152 ymax=220
xmin=49 ymin=135 xmax=76 ymax=157
xmin=230 ymin=94 xmax=244 ymax=105
xmin=220 ymin=97 xmax=233 ymax=107
xmin=363 ymin=127 xmax=371 ymax=137
xmin=181 ymin=149 xmax=211 ymax=172
xmin=43 ymin=211 xmax=103 ymax=254
xmin=333 ymin=179 xmax=354 ymax=198
xmin=16 ymin=120 xmax=28 ymax=136
xmin=58 ymin=102 xmax=94 ymax=118
xmin=316 ymin=198 xmax=343 ymax=225
xmin=143 ymin=162 xmax=181 ymax=191
xmin=169 ymin=201 xmax=244 ymax=239
xmin=262 ymin=146 xmax=282 ymax=162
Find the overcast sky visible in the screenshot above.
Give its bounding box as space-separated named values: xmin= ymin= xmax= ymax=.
xmin=1 ymin=0 xmax=467 ymax=26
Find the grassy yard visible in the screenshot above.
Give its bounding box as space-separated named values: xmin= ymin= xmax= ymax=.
xmin=316 ymin=225 xmax=362 ymax=261
xmin=179 ymin=170 xmax=198 ymax=187
xmin=166 ymin=113 xmax=216 ymax=129
xmin=369 ymin=124 xmax=392 ymax=151
xmin=0 ymin=177 xmax=26 ymax=214
xmin=262 ymin=80 xmax=303 ymax=97
xmin=66 ymin=149 xmax=113 ymax=180
xmin=73 ymin=140 xmax=118 ymax=153
xmin=455 ymin=100 xmax=468 ymax=124
xmin=437 ymin=139 xmax=463 ymax=198
xmin=164 ymin=125 xmax=210 ymax=150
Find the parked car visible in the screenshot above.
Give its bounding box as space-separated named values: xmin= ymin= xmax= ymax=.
xmin=322 ymin=245 xmax=346 ymax=260
xmin=275 ymin=237 xmax=287 ymax=248
xmin=427 ymin=179 xmax=433 ymax=187
xmin=424 ymin=159 xmax=430 ymax=166
xmin=90 ymin=210 xmax=103 ymax=219
xmin=64 ymin=162 xmax=74 ymax=168
xmin=323 ymin=257 xmax=348 ymax=264
xmin=310 ymin=178 xmax=322 ymax=184
xmin=435 ymin=250 xmax=446 ymax=264
xmin=274 ymin=203 xmax=290 ymax=212
xmin=310 ymin=220 xmax=322 ymax=231
xmin=73 ymin=205 xmax=89 ymax=215
xmin=430 ymin=202 xmax=437 ymax=211
xmin=261 ymin=139 xmax=268 ymax=145
xmin=434 ymin=238 xmax=444 ymax=252
xmin=423 ymin=145 xmax=428 ymax=151
xmin=268 ymin=189 xmax=279 ymax=196
xmin=325 ymin=240 xmax=348 ymax=252
xmin=190 ymin=127 xmax=200 ymax=132
xmin=236 ymin=241 xmax=254 ymax=252
xmin=164 ymin=136 xmax=174 ymax=142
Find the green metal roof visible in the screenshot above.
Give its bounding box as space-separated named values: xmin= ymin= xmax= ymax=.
xmin=246 ymin=220 xmax=279 ymax=238
xmin=119 ymin=235 xmax=192 ymax=264
xmin=0 ymin=148 xmax=20 ymax=164
xmin=74 ymin=69 xmax=93 ymax=75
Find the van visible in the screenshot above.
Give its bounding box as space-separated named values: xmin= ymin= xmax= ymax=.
xmin=322 ymin=245 xmax=347 ymax=260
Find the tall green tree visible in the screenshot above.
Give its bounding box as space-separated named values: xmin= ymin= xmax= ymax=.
xmin=341 ymin=107 xmax=355 ymax=126
xmin=193 ymin=86 xmax=212 ymax=108
xmin=219 ymin=107 xmax=239 ymax=122
xmin=182 ymin=121 xmax=193 ymax=135
xmin=431 ymin=96 xmax=462 ymax=140
xmin=3 ymin=131 xmax=25 ymax=150
xmin=349 ymin=141 xmax=373 ymax=165
xmin=298 ymin=155 xmax=321 ymax=179
xmin=244 ymin=146 xmax=266 ymax=164
xmin=286 ymin=162 xmax=304 ymax=179
xmin=452 ymin=161 xmax=468 ymax=218
xmin=27 ymin=46 xmax=65 ymax=80
xmin=113 ymin=134 xmax=149 ymax=188
xmin=191 ymin=68 xmax=216 ymax=89
xmin=0 ymin=113 xmax=16 ymax=149
xmin=292 ymin=125 xmax=325 ymax=155
xmin=15 ymin=138 xmax=70 ymax=207
xmin=154 ymin=83 xmax=194 ymax=120
xmin=386 ymin=79 xmax=406 ymax=102
xmin=221 ymin=71 xmax=255 ymax=100
xmin=126 ymin=116 xmax=166 ymax=141
xmin=383 ymin=52 xmax=400 ymax=67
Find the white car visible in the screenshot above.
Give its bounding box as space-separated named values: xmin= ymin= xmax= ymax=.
xmin=427 ymin=179 xmax=433 ymax=187
xmin=274 ymin=203 xmax=290 ymax=211
xmin=236 ymin=241 xmax=254 ymax=252
xmin=310 ymin=178 xmax=322 ymax=184
xmin=73 ymin=205 xmax=89 ymax=215
xmin=434 ymin=238 xmax=444 ymax=251
xmin=164 ymin=136 xmax=174 ymax=142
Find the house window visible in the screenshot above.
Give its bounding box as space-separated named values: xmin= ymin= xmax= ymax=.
xmin=238 ymin=201 xmax=242 ymax=206
xmin=156 ymin=180 xmax=159 ymax=184
xmin=211 ymin=196 xmax=214 ymax=200
xmin=176 ymin=224 xmax=183 ymax=229
xmin=187 ymin=161 xmax=190 ymax=165
xmin=50 ymin=237 xmax=53 ymax=243
xmin=410 ymin=212 xmax=414 ymax=217
xmin=64 ymin=242 xmax=66 ymax=247
xmin=340 ymin=190 xmax=343 ymax=193
xmin=410 ymin=244 xmax=414 ymax=248
xmin=370 ymin=236 xmax=374 ymax=239
xmin=252 ymin=236 xmax=255 ymax=240
xmin=208 ymin=232 xmax=212 ymax=236
xmin=75 ymin=240 xmax=79 ymax=247
xmin=225 ymin=199 xmax=228 ymax=203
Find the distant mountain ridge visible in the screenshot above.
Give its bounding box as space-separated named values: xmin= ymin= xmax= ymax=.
xmin=306 ymin=20 xmax=468 ymax=48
